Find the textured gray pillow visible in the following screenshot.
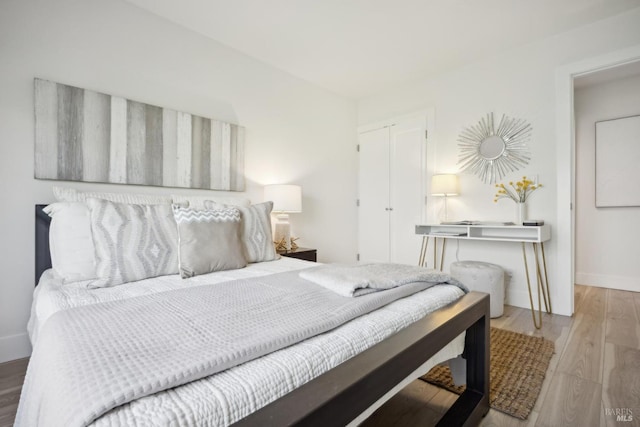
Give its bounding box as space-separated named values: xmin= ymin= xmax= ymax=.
xmin=173 ymin=205 xmax=247 ymax=278
xmin=204 ymin=200 xmax=279 ymax=263
xmin=86 ymin=198 xmax=179 ymax=288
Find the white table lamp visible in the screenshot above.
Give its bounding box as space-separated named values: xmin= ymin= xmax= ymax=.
xmin=264 ymin=184 xmax=302 ymax=251
xmin=431 ymin=174 xmax=459 ymax=222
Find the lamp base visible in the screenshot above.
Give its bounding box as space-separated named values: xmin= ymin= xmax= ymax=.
xmin=274 ymin=213 xmax=291 ymax=251
xmin=438 ymin=196 xmax=450 ymax=223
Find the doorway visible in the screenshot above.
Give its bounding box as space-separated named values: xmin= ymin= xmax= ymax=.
xmin=573 ymin=62 xmax=640 ymax=292
xmin=555 ymin=44 xmax=640 ymax=315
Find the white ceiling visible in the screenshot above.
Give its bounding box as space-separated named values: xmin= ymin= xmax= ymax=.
xmin=125 ymin=0 xmax=640 ymax=99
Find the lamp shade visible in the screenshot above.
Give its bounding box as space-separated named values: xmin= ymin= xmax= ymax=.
xmin=431 ymin=174 xmax=459 ymax=196
xmin=264 ymin=184 xmax=302 ymax=213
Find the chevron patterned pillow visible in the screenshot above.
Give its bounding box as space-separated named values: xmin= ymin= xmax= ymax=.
xmin=173 ymin=205 xmax=247 ymax=278
xmin=204 ymin=200 xmax=279 ymax=263
xmin=86 ymin=198 xmax=179 ymax=288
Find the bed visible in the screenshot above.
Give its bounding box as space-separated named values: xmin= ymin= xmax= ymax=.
xmin=22 ymin=203 xmax=489 ymax=426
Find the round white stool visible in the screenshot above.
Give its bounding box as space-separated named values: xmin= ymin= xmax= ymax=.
xmin=450 ymin=261 xmax=504 ymax=318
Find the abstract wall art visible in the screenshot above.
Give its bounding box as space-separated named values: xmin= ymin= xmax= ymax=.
xmin=595 ymin=115 xmax=640 ymax=207
xmin=34 ymin=78 xmax=245 ymax=191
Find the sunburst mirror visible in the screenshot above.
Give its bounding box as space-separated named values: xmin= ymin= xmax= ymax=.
xmin=457 ymin=112 xmax=532 ymax=184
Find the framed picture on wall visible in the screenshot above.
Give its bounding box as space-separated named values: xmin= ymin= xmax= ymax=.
xmin=595 ymin=114 xmax=640 ymax=207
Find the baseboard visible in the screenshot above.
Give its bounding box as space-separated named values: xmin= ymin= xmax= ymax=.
xmin=505 ymin=288 xmax=571 ymax=317
xmin=505 ymin=289 xmax=536 ymax=312
xmin=0 ymin=333 xmax=31 ymax=363
xmin=576 ymin=272 xmax=640 ymax=292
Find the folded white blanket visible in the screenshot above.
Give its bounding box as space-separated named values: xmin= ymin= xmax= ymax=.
xmin=299 ymin=263 xmax=467 ymax=297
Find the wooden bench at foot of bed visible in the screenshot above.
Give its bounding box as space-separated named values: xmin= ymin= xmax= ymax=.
xmin=234 ymin=291 xmax=490 ymax=427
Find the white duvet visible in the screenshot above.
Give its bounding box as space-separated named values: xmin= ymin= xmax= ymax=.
xmin=22 ymin=258 xmax=465 ymax=426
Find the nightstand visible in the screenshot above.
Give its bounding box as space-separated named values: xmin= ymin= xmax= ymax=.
xmin=278 ymin=247 xmax=317 ymax=262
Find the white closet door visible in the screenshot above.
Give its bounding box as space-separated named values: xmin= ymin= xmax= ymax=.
xmin=358 ymin=127 xmax=390 ymax=263
xmin=390 ymin=118 xmax=426 ymax=265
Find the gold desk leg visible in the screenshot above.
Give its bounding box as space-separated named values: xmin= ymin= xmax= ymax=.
xmin=439 ymin=239 xmax=447 ymax=271
xmin=541 ymin=242 xmax=552 ymax=313
xmin=522 ymin=242 xmax=542 ymax=329
xmin=533 ymin=243 xmax=550 ymax=313
xmin=417 ymin=235 xmax=449 ymax=271
xmin=418 ymin=235 xmax=429 ymax=267
xmin=433 ymin=237 xmax=437 ymax=269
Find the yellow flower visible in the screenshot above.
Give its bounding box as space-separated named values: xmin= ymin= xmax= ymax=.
xmin=493 ymin=176 xmax=543 ymax=204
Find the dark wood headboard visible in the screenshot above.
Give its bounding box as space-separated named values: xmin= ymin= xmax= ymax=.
xmin=35 ymin=204 xmax=51 ymax=286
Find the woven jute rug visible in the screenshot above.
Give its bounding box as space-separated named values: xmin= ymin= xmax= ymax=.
xmin=421 ymin=327 xmax=554 ymax=420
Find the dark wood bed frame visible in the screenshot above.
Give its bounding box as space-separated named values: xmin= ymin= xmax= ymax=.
xmin=35 ymin=204 xmax=489 ymax=426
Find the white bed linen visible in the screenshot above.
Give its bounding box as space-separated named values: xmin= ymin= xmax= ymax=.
xmin=28 ymin=259 xmax=465 ymax=426
xmin=28 ymin=257 xmax=313 ymax=344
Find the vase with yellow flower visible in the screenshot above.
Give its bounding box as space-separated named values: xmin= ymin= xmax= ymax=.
xmin=494 ymin=176 xmax=542 ymax=224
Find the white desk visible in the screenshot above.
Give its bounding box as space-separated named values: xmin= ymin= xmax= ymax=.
xmin=415 ymin=224 xmax=551 ymax=329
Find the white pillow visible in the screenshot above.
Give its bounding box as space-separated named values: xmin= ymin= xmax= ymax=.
xmin=45 ymin=186 xmax=174 ymax=283
xmin=53 ymin=186 xmax=172 ymax=205
xmin=43 ymin=202 xmax=98 ymax=283
xmin=171 ymin=194 xmax=251 ymax=210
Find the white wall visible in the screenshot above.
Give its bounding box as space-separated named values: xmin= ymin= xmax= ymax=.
xmin=358 ymin=8 xmax=640 ymax=315
xmin=574 ymin=74 xmax=640 ymax=292
xmin=0 ymin=0 xmax=357 ymax=362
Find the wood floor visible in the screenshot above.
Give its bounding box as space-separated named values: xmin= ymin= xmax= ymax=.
xmin=0 ymin=358 xmax=27 ymax=427
xmin=1 ymin=285 xmax=638 ymax=427
xmin=363 ymin=285 xmax=640 ymax=427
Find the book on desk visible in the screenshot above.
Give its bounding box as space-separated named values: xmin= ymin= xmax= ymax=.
xmin=439 ymin=220 xmax=515 ymax=226
xmin=429 ymin=231 xmax=468 ymax=236
xmin=439 ymin=220 xmax=544 ymax=226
